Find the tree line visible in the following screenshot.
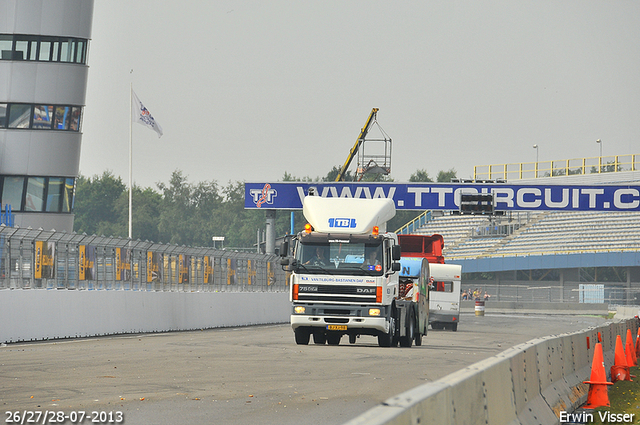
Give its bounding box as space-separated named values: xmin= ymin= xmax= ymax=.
xmin=73 ymin=167 xmax=457 ymax=249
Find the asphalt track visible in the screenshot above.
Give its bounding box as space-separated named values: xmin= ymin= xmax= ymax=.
xmin=1 ymin=313 xmax=607 ymax=425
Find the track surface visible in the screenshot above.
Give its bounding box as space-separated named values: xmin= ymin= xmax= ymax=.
xmin=1 ymin=313 xmax=607 ymax=425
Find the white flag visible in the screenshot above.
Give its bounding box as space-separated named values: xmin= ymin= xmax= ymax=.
xmin=131 ymin=90 xmax=163 ymax=138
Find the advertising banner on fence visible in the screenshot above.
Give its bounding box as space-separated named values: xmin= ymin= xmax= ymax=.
xmin=78 ymin=245 xmax=96 ymax=281
xmin=116 ymin=248 xmax=132 ymax=281
xmin=203 ymin=256 xmax=213 ymax=284
xmin=247 ymin=260 xmax=256 ymax=285
xmin=146 ymin=251 xmax=162 ymax=283
xmin=227 ymin=258 xmax=236 ymax=285
xmin=179 ymin=254 xmax=190 ymax=284
xmin=244 ymin=182 xmax=640 ymax=212
xmin=34 ymin=241 xmax=55 ymax=279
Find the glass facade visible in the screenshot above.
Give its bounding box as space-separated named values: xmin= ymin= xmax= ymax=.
xmin=1 ymin=5 xmax=92 ymax=232
xmin=0 ymin=34 xmax=88 ymax=64
xmin=0 ymin=175 xmax=75 ymax=213
xmin=0 ymin=103 xmax=82 ymax=132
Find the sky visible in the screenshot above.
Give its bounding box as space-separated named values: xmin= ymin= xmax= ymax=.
xmin=81 ymin=1 xmax=640 ymax=190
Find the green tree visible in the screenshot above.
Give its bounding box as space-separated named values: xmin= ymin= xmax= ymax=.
xmin=74 ymin=171 xmax=126 ymax=236
xmin=409 ymin=169 xmax=433 ymax=182
xmin=324 ymin=165 xmax=353 ymax=182
xmin=436 ymin=168 xmax=457 ymax=182
xmin=127 ymin=186 xmax=162 ymax=242
xmin=157 ymin=170 xmax=222 ymax=246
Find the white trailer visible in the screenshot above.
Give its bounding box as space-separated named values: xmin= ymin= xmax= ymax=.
xmin=428 ymin=263 xmax=462 ymax=331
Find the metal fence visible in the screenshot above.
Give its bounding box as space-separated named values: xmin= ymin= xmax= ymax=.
xmin=462 ymin=283 xmax=640 ymax=305
xmin=0 ymin=225 xmax=288 ymax=293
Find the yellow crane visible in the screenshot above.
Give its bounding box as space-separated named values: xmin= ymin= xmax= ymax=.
xmin=335 ymin=108 xmax=380 ymax=182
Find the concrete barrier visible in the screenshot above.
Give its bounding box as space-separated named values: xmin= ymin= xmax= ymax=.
xmin=0 ymin=289 xmax=290 ymax=343
xmin=344 ymin=318 xmax=639 ymax=425
xmin=614 ymin=306 xmax=640 ymax=319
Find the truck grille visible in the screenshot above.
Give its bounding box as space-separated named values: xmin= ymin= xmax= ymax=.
xmin=296 ymin=284 xmax=377 ymax=304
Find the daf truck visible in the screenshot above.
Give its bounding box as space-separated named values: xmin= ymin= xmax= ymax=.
xmin=280 ymin=195 xmax=427 ymax=347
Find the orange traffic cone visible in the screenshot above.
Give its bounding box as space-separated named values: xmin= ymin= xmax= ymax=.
xmin=635 ymin=328 xmax=640 ymax=358
xmin=627 ymin=329 xmax=638 ymax=367
xmin=611 ymin=335 xmax=631 ymax=383
xmin=583 ymin=342 xmax=613 ymax=409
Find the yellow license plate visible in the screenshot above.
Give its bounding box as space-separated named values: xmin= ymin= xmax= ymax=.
xmin=327 ymin=325 xmax=347 ymax=331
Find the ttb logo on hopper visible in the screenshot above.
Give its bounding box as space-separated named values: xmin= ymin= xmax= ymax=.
xmin=250 ymin=183 xmax=277 ymax=208
xmin=328 ymin=218 xmax=357 ymax=228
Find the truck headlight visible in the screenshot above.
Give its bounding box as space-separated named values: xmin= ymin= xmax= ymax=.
xmin=294 ymin=306 xmax=306 ymax=314
xmin=368 ymin=308 xmax=381 ymax=316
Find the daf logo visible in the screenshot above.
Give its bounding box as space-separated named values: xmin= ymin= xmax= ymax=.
xmin=357 ymin=288 xmax=376 ymax=294
xmin=299 ymin=286 xmax=319 ymax=292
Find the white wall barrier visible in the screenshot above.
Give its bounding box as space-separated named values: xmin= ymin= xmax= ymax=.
xmin=0 ymin=289 xmax=290 ymax=343
xmin=345 ymin=318 xmax=639 ymax=425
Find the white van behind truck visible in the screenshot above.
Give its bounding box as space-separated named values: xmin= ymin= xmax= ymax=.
xmin=428 ymin=263 xmax=462 ymax=331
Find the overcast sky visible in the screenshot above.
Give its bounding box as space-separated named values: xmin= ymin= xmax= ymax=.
xmin=81 ymin=1 xmax=640 ymax=189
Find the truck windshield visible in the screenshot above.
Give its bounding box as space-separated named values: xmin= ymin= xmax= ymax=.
xmin=295 ymin=240 xmax=384 ymax=276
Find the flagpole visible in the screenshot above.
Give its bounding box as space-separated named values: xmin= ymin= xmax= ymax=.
xmin=129 ymin=82 xmax=133 ymax=240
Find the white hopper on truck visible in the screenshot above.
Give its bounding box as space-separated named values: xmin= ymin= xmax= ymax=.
xmin=279 ymin=195 xmax=427 ymax=347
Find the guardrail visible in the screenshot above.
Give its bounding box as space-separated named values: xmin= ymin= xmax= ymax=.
xmin=0 ymin=225 xmax=288 ymax=292
xmin=473 ymin=154 xmax=639 ymax=181
xmin=345 ymin=318 xmax=638 ymax=425
xmin=396 ymin=211 xmax=432 ymax=235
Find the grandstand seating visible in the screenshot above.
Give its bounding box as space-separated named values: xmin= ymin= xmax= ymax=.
xmin=413 ymin=211 xmax=640 ymax=260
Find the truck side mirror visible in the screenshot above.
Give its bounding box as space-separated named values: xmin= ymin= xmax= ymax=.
xmin=392 ymin=245 xmax=402 ymax=261
xmin=279 ymin=240 xmax=289 ymax=257
xmin=391 ymin=262 xmax=401 ymax=272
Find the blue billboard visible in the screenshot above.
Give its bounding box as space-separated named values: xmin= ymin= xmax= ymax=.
xmin=244 ymin=182 xmax=640 ymax=212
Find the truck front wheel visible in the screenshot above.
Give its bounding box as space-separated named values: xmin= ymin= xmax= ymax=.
xmin=294 ymin=328 xmax=310 ymax=345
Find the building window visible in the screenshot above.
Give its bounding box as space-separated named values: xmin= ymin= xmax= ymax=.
xmin=0 ymin=34 xmax=88 ymax=64
xmin=46 ymin=178 xmax=65 ymax=212
xmin=0 ymin=175 xmax=75 ymax=213
xmin=8 ymin=104 xmax=31 ymax=128
xmin=63 ymin=178 xmax=75 ymax=213
xmin=54 ymin=106 xmax=70 ymax=130
xmin=33 ymin=105 xmax=54 ymax=130
xmin=71 ymin=107 xmax=82 ymax=131
xmin=0 ymin=103 xmax=6 ymax=127
xmin=0 ymin=104 xmax=83 ymax=132
xmin=39 ymin=39 xmax=52 ymax=61
xmin=1 ymin=176 xmax=25 ymax=211
xmin=25 ymin=177 xmax=46 ymax=211
xmin=14 ymin=35 xmax=38 ymax=61
xmin=0 ymin=35 xmax=11 ymax=59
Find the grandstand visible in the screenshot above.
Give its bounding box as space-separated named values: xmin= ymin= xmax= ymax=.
xmin=402 ymin=158 xmax=640 ymax=305
xmin=426 ymin=210 xmax=640 ymax=259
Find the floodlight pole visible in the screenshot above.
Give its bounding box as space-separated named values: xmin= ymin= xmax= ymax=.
xmin=129 ymin=82 xmax=133 ymax=240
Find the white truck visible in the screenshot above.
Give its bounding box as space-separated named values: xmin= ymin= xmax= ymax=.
xmin=280 ymin=195 xmax=428 ymax=347
xmin=428 ymin=263 xmax=462 ymax=331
